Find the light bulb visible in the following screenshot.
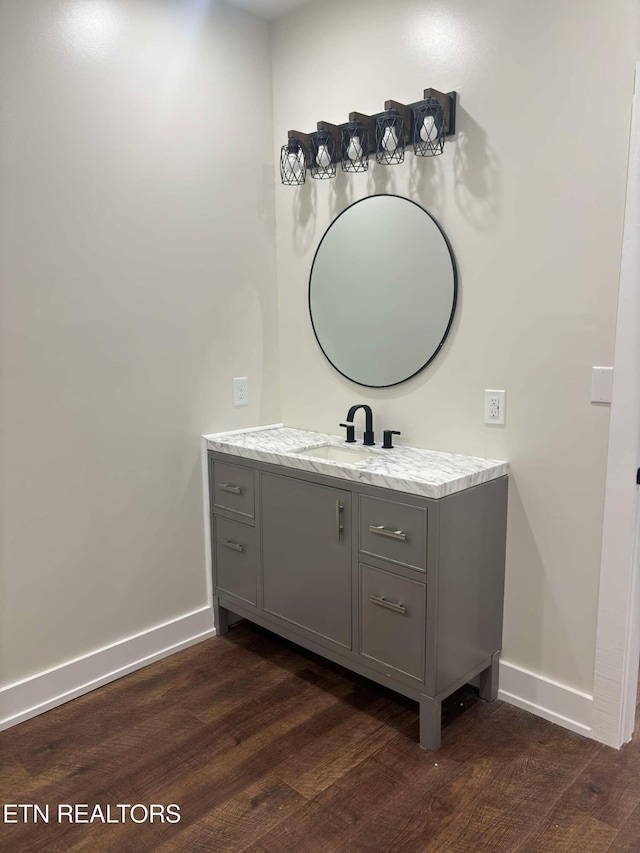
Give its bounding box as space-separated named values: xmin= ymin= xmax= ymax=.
xmin=347 ymin=135 xmax=363 ymax=161
xmin=316 ymin=144 xmax=332 ymax=168
xmin=287 ymin=151 xmax=302 ymax=178
xmin=382 ymin=124 xmax=398 ymax=153
xmin=420 ymin=115 xmax=437 ymax=143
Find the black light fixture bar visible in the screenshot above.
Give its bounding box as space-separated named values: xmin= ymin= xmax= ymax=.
xmin=422 ymin=88 xmax=456 ymax=136
xmin=383 ymin=99 xmax=412 ymax=140
xmin=317 ymin=121 xmax=341 ymax=141
xmin=287 ymin=130 xmax=314 ymax=167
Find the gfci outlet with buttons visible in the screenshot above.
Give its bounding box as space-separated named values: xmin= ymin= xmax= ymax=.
xmin=233 ymin=377 xmax=249 ymax=407
xmin=484 ymin=390 xmax=506 ymax=425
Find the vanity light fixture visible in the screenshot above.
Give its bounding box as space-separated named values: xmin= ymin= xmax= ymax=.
xmin=375 ymin=110 xmax=405 ymax=165
xmin=279 ymin=87 xmax=456 ymax=185
xmin=341 ymin=120 xmax=369 ymax=173
xmin=280 ymin=137 xmax=306 ymax=185
xmin=310 ymin=127 xmax=338 ymax=180
xmin=412 ymin=97 xmax=446 ymax=156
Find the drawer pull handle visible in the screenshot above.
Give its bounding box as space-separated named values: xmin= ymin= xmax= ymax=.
xmin=222 ymin=539 xmax=244 ymax=553
xmin=369 ymin=524 xmax=407 ymax=542
xmin=369 ymin=595 xmax=406 ymax=615
xmin=335 ymin=500 xmax=344 ymax=540
xmin=219 ymin=483 xmax=242 ymax=495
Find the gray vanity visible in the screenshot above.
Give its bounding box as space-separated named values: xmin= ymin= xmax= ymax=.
xmin=204 ymin=425 xmax=508 ymax=750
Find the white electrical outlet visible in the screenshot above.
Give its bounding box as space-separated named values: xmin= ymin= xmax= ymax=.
xmin=484 ymin=389 xmax=506 ymax=425
xmin=233 ymin=376 xmax=249 ymax=407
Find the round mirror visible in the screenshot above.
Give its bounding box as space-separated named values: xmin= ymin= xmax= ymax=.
xmin=309 ymin=195 xmax=457 ymax=388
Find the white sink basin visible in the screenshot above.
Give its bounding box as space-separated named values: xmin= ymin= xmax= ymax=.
xmin=294 ymin=444 xmax=374 ymax=463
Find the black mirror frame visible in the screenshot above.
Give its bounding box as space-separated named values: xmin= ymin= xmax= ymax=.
xmin=308 ymin=194 xmax=459 ymax=389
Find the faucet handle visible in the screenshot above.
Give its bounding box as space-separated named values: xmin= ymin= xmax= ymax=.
xmin=382 ymin=430 xmax=401 ymax=449
xmin=339 ymin=422 xmax=356 ymax=443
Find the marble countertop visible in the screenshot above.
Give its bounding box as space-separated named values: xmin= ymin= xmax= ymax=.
xmin=203 ymin=424 xmax=508 ymax=500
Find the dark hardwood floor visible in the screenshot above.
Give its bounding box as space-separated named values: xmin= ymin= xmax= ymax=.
xmin=1 ymin=622 xmax=639 ymax=852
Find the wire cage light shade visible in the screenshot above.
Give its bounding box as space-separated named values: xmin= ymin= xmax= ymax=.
xmin=376 ymin=111 xmax=404 ymax=165
xmin=341 ymin=121 xmax=369 ymax=173
xmin=412 ymin=98 xmax=446 ymax=156
xmin=280 ymin=138 xmax=306 ymax=185
xmin=310 ymin=130 xmax=337 ymax=179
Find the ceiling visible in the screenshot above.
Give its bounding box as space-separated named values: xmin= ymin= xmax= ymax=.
xmin=223 ymin=0 xmax=311 ymax=20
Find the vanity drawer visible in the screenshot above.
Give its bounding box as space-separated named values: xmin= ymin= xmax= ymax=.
xmin=359 ymin=564 xmax=426 ymax=682
xmin=213 ymin=461 xmax=255 ymax=519
xmin=359 ymin=495 xmax=427 ymax=572
xmin=214 ymin=517 xmax=257 ymax=606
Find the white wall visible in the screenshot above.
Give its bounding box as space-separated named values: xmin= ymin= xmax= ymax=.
xmin=272 ymin=0 xmax=640 ymax=697
xmin=0 ymin=0 xmax=279 ymax=690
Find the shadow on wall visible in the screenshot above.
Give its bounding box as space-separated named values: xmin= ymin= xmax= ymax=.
xmin=408 ymin=152 xmax=445 ymax=218
xmin=292 ymin=178 xmax=317 ymax=256
xmin=329 ymin=165 xmax=354 ymax=221
xmin=453 ymin=107 xmax=501 ymax=232
xmin=368 ymin=159 xmax=394 ymax=196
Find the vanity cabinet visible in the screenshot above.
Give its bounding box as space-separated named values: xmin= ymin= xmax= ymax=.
xmin=208 ymin=450 xmax=507 ymax=751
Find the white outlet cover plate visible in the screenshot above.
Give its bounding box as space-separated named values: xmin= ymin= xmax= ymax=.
xmin=484 ymin=389 xmax=506 ymax=425
xmin=233 ymin=376 xmax=249 ymax=407
xmin=591 ymin=366 xmax=613 ymax=404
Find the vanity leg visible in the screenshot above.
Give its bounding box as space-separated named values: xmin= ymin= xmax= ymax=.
xmin=419 ymin=694 xmax=442 ymax=751
xmin=478 ymin=651 xmax=500 ymax=702
xmin=213 ymin=597 xmax=229 ymax=636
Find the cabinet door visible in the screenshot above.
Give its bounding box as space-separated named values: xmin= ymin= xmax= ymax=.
xmin=261 ymin=472 xmax=351 ymax=649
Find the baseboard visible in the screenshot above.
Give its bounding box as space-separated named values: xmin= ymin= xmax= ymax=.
xmin=498 ymin=660 xmax=593 ymax=737
xmin=0 ymin=606 xmax=216 ymax=731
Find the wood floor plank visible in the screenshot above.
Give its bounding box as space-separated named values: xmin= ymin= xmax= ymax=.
xmin=312 ymin=702 xmax=529 ymax=852
xmin=422 ymin=715 xmax=600 ymax=853
xmin=153 ymin=776 xmax=307 ymax=853
xmin=275 ymin=689 xmax=414 ymax=798
xmin=526 ymin=731 xmax=640 ymax=831
xmin=519 ymin=812 xmax=618 ymax=853
xmin=606 ymin=800 xmax=640 ymax=853
xmin=240 ymin=800 xmax=352 ymax=853
xmin=2 ymin=705 xmax=207 ymax=798
xmin=311 ymin=750 xmax=470 ymax=853
xmin=0 ymin=759 xmax=33 ymax=789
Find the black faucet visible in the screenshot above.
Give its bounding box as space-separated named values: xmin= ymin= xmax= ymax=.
xmin=345 ymin=404 xmax=375 ymax=446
